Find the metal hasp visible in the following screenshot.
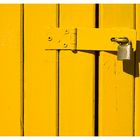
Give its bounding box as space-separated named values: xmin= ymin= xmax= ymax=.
xmin=111 ymin=37 xmax=132 ymax=60
xmin=46 ymin=28 xmax=136 ymax=60
xmin=46 ymin=28 xmax=77 ymax=50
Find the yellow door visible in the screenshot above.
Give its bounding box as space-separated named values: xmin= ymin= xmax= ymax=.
xmin=0 ymin=4 xmax=139 ymax=136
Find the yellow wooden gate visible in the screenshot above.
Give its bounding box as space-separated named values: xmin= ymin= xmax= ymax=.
xmin=0 ymin=4 xmax=139 ymax=136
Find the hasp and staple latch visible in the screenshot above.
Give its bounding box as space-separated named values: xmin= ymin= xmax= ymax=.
xmin=46 ymin=28 xmax=136 ymax=60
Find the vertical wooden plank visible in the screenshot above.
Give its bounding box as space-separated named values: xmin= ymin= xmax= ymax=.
xmin=0 ymin=4 xmax=22 ymax=135
xmin=135 ymin=4 xmax=140 ymax=136
xmin=99 ymin=4 xmax=135 ymax=136
xmin=59 ymin=4 xmax=95 ymax=136
xmin=24 ymin=4 xmax=58 ymax=135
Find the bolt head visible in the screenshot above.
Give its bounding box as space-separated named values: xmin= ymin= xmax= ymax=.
xmin=48 ymin=36 xmax=52 ymax=41
xmin=64 ymin=43 xmax=68 ymax=48
xmin=65 ymin=30 xmax=69 ymax=34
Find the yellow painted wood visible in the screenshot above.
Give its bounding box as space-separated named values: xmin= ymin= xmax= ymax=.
xmin=0 ymin=4 xmax=22 ymax=135
xmin=99 ymin=4 xmax=135 ymax=136
xmin=24 ymin=4 xmax=58 ymax=135
xmin=59 ymin=4 xmax=95 ymax=136
xmin=135 ymin=4 xmax=140 ymax=136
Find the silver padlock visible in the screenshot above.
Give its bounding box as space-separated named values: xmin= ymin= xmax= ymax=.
xmin=111 ymin=37 xmax=132 ymax=61
xmin=117 ymin=42 xmax=132 ymax=60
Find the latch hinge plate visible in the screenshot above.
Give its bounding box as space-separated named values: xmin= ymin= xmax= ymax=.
xmin=46 ymin=28 xmax=77 ymax=50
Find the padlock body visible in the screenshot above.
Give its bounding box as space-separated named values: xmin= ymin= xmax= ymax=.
xmin=117 ymin=44 xmax=132 ymax=60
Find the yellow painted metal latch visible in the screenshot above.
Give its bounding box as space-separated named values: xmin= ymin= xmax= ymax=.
xmin=46 ymin=28 xmax=136 ymax=60
xmin=46 ymin=28 xmax=77 ymax=50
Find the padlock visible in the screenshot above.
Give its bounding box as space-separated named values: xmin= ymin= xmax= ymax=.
xmin=117 ymin=42 xmax=132 ymax=60
xmin=111 ymin=37 xmax=132 ymax=61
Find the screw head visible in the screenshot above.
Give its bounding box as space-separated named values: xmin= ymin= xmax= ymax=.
xmin=48 ymin=36 xmax=52 ymax=41
xmin=65 ymin=30 xmax=69 ymax=34
xmin=64 ymin=43 xmax=68 ymax=48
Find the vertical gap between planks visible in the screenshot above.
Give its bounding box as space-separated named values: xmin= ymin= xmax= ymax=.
xmin=20 ymin=4 xmax=24 ymax=136
xmin=95 ymin=3 xmax=99 ymax=136
xmin=56 ymin=4 xmax=60 ymax=136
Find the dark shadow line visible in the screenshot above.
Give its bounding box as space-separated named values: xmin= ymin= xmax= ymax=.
xmin=57 ymin=50 xmax=60 ymax=136
xmin=95 ymin=3 xmax=99 ymax=136
xmin=57 ymin=4 xmax=60 ymax=136
xmin=133 ymin=50 xmax=136 ymax=136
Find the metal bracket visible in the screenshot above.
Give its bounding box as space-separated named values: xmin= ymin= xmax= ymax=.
xmin=46 ymin=28 xmax=77 ymax=50
xmin=46 ymin=28 xmax=136 ymax=51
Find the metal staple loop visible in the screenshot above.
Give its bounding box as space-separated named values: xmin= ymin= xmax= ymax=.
xmin=111 ymin=37 xmax=129 ymax=45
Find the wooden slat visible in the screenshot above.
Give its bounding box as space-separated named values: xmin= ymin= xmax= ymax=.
xmin=99 ymin=4 xmax=135 ymax=136
xmin=24 ymin=4 xmax=58 ymax=135
xmin=135 ymin=4 xmax=140 ymax=136
xmin=0 ymin=4 xmax=22 ymax=135
xmin=59 ymin=4 xmax=95 ymax=136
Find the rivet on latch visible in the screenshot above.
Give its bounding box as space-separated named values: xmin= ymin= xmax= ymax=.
xmin=65 ymin=30 xmax=69 ymax=34
xmin=48 ymin=36 xmax=53 ymax=41
xmin=64 ymin=43 xmax=68 ymax=48
xmin=111 ymin=37 xmax=132 ymax=61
